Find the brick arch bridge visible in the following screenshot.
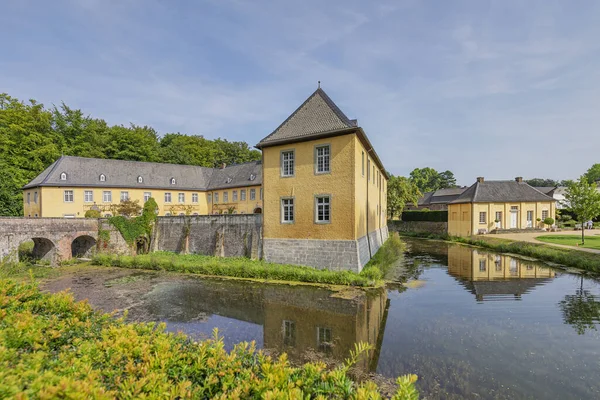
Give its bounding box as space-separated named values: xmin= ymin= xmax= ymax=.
xmin=0 ymin=218 xmax=100 ymax=265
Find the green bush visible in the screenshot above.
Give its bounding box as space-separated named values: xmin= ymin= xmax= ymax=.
xmin=363 ymin=232 xmax=405 ymax=278
xmin=543 ymin=217 xmax=555 ymax=226
xmin=84 ymin=209 xmax=101 ymax=218
xmin=0 ymin=279 xmax=419 ymax=399
xmin=92 ymin=253 xmax=381 ymax=287
xmin=401 ymin=211 xmax=448 ymax=222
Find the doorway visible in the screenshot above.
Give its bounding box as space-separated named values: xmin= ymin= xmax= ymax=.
xmin=510 ymin=211 xmax=518 ymax=228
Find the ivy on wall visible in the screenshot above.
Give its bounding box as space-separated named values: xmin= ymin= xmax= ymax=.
xmin=108 ymin=198 xmax=158 ymax=252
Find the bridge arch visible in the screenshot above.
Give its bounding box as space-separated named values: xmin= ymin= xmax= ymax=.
xmin=71 ymin=235 xmax=97 ymax=258
xmin=18 ymin=237 xmax=57 ymax=263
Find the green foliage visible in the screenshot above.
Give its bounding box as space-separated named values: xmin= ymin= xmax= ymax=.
xmin=566 ymin=177 xmax=600 ymax=244
xmin=543 ymin=217 xmax=555 ymax=226
xmin=559 ymin=277 xmax=600 ymax=335
xmin=526 ymin=178 xmax=559 ymax=187
xmin=364 ymin=233 xmax=405 ymax=278
xmin=110 ymin=199 xmax=142 ymax=217
xmin=0 ymin=279 xmax=418 ymax=398
xmin=409 ymin=167 xmax=456 ymax=193
xmin=584 ymin=163 xmax=600 ymax=185
xmin=84 ymin=209 xmax=101 ymax=218
xmin=0 ymin=93 xmax=261 ymax=216
xmin=387 ymin=175 xmax=421 ymax=219
xmin=401 ymin=210 xmax=448 ymax=222
xmin=108 ymin=198 xmax=158 ymax=249
xmin=92 ymin=252 xmax=381 ymax=287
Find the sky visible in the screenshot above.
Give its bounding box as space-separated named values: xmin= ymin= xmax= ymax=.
xmin=1 ymin=0 xmax=599 ymax=185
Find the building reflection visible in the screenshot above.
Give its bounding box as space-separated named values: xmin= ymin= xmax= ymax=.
xmin=143 ymin=280 xmax=389 ymax=372
xmin=447 ymin=245 xmax=556 ymax=302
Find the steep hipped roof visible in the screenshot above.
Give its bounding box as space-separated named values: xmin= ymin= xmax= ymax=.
xmin=450 ymin=180 xmax=555 ymax=204
xmin=22 ymin=156 xmax=261 ymax=191
xmin=256 ymin=87 xmax=388 ymax=176
xmin=417 ymin=187 xmax=467 ymax=206
xmin=256 ymin=88 xmax=355 ymax=147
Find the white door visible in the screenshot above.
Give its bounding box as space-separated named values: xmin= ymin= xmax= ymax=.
xmin=510 ymin=211 xmax=518 ymax=228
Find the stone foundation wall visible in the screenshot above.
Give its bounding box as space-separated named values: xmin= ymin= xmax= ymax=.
xmin=153 ymin=214 xmax=262 ymax=259
xmin=387 ymin=220 xmax=448 ymax=234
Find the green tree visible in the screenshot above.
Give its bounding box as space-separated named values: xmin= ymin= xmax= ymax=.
xmin=409 ymin=167 xmax=456 ymax=193
xmin=387 ymin=175 xmax=422 ymax=219
xmin=565 ymin=177 xmax=600 ymax=244
xmin=526 ymin=178 xmax=559 ymax=187
xmin=211 ymin=138 xmax=261 ymax=167
xmin=159 ymin=133 xmax=220 ymax=166
xmin=584 ymin=164 xmax=600 ymax=185
xmin=558 ymin=276 xmax=600 ymax=335
xmin=105 ymin=124 xmax=160 ymax=162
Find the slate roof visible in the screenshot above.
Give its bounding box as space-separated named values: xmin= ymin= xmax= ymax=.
xmin=450 ymin=180 xmax=555 ymax=204
xmin=256 ymin=87 xmax=388 ymax=176
xmin=23 ymin=156 xmax=261 ymax=191
xmin=532 ymin=186 xmax=557 ymax=195
xmin=418 ymin=187 xmax=467 ymax=206
xmin=256 ymin=88 xmax=355 ymax=148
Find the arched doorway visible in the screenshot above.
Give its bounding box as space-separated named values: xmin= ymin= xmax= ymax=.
xmin=253 ymin=207 xmax=262 ymax=214
xmin=28 ymin=238 xmax=56 ymax=263
xmin=71 ymin=235 xmax=97 ymax=258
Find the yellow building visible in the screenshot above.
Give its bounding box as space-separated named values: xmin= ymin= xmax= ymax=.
xmin=22 ymin=156 xmax=263 ymax=217
xmin=256 ymin=88 xmax=388 ymax=272
xmin=448 ymin=177 xmax=557 ymax=237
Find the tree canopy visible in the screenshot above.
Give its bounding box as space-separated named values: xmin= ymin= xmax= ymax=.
xmin=0 ymin=93 xmax=261 ymax=216
xmin=584 ymin=164 xmax=600 ymax=185
xmin=565 ymin=177 xmax=600 ymax=244
xmin=409 ymin=167 xmax=457 ymax=193
xmin=387 ymin=176 xmax=422 ymax=219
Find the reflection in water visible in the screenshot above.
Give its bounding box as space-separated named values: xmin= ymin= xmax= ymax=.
xmin=138 ymin=280 xmax=388 ymax=372
xmin=559 ymin=275 xmax=600 ymax=335
xmin=447 ymin=245 xmax=555 ymax=302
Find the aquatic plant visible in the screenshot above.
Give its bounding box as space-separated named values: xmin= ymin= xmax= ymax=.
xmin=0 ymin=279 xmax=419 ymax=399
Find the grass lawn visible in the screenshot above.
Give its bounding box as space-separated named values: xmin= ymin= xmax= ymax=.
xmin=536 ymin=234 xmax=600 ymax=250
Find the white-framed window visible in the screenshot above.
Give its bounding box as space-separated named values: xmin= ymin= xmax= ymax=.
xmin=120 ymin=191 xmax=129 ymax=201
xmin=511 ymin=206 xmax=519 ymax=211
xmin=144 ymin=192 xmax=151 ymax=202
xmin=33 ymin=191 xmax=38 ymax=203
xmin=84 ymin=190 xmax=93 ymax=203
xmin=241 ymin=190 xmax=246 ymax=201
xmin=223 ymin=192 xmax=229 ymax=202
xmin=192 ymin=193 xmax=198 ymax=203
xmin=250 ymin=174 xmax=256 ymax=181
xmin=165 ymin=192 xmax=172 ymax=203
xmin=260 ymin=188 xmax=263 ymax=200
xmin=283 ymin=320 xmax=296 ymax=346
xmin=170 ymin=177 xmax=176 ymax=185
xmin=495 ymin=211 xmax=502 ymax=227
xmin=232 ymin=191 xmax=238 ymax=202
xmin=103 ymin=191 xmax=112 ymax=203
xmin=250 ymin=189 xmax=256 ymax=200
xmin=27 ymin=192 xmax=30 ymax=204
xmin=99 ymin=174 xmax=106 ymax=182
xmin=64 ymin=190 xmax=74 ymax=202
xmin=479 ymin=259 xmax=487 ymax=272
xmin=479 ymin=212 xmax=486 ymax=224
xmin=315 ymin=144 xmax=330 ymax=174
xmin=281 ymin=198 xmax=294 ymax=223
xmin=495 ymin=255 xmax=502 ymax=271
xmin=527 ymin=210 xmax=533 ymax=228
xmin=361 ymin=151 xmax=365 ymax=176
xmin=373 ymin=166 xmax=375 ymax=184
xmin=137 ymin=176 xmax=143 ymax=183
xmin=60 ymin=172 xmax=67 ymax=181
xmin=315 ymin=195 xmax=331 ymax=223
xmin=281 ymin=150 xmax=295 ymax=177
xmin=226 ymin=177 xmax=232 ymax=184
xmin=207 ymin=193 xmax=212 ymax=203
xmin=214 ymin=193 xmax=219 ymax=203
xmin=542 ymin=210 xmax=549 ymax=220
xmin=317 ymin=327 xmax=332 ymax=353
xmin=178 ymin=193 xmax=185 ymax=203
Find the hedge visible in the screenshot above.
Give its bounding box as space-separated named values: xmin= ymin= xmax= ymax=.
xmin=401 ymin=210 xmax=448 ymax=222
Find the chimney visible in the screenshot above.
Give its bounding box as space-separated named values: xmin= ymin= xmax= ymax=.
xmin=515 ymin=177 xmax=523 ymax=183
xmin=476 ymin=177 xmax=484 ymax=183
xmin=221 ymin=163 xmax=227 ymax=169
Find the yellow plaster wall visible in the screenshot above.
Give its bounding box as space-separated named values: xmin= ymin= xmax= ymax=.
xmin=33 ymin=186 xmax=209 ymax=217
xmin=354 ymin=136 xmax=388 ymax=239
xmin=22 ymin=188 xmax=42 ymax=217
xmin=206 ymin=185 xmax=263 ymax=214
xmin=449 ymin=201 xmax=555 ymax=237
xmin=262 ymin=134 xmax=356 ymax=240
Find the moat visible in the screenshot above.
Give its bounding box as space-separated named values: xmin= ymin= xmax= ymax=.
xmin=43 ymin=238 xmax=600 ymax=400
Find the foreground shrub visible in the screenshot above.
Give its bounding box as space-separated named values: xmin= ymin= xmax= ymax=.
xmin=364 ymin=233 xmax=406 ymax=278
xmin=0 ymin=279 xmax=419 ymax=399
xmin=93 ymin=253 xmax=381 ymax=287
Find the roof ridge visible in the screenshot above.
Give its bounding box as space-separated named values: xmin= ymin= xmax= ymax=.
xmin=472 ymin=182 xmax=480 ymax=202
xmin=41 ymin=156 xmax=64 ymax=185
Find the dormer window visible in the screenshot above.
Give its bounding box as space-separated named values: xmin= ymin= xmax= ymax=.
xmin=99 ymin=174 xmax=106 ymax=182
xmin=170 ymin=178 xmax=176 ymax=185
xmin=250 ymin=174 xmax=256 ymax=181
xmin=226 ymin=177 xmax=232 ymax=184
xmin=60 ymin=172 xmax=67 ymax=181
xmin=137 ymin=176 xmax=143 ymax=183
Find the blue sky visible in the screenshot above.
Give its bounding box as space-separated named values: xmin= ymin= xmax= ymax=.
xmin=2 ymin=0 xmax=599 ymax=185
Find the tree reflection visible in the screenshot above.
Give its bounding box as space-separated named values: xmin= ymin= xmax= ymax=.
xmin=558 ymin=276 xmax=600 ymax=335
